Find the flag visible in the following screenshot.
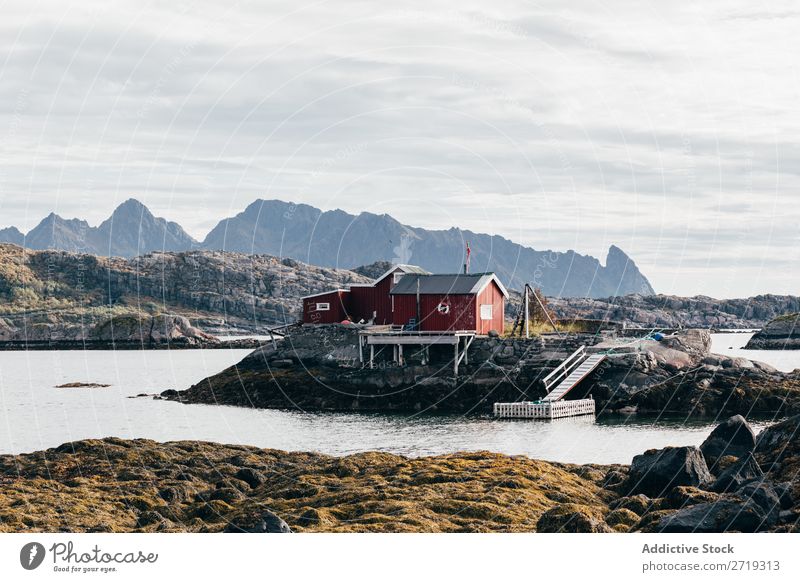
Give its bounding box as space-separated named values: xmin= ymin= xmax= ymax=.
xmin=466 ymin=242 xmax=471 ymax=274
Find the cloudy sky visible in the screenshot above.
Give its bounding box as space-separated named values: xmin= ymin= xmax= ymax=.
xmin=1 ymin=0 xmax=798 ymax=297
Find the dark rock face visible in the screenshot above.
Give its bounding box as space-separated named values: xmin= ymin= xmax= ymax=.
xmin=709 ymin=454 xmax=763 ymax=493
xmin=224 ymin=510 xmax=292 ymax=533
xmin=700 ymin=415 xmax=756 ymax=471
xmin=626 ymin=446 xmax=712 ymax=498
xmin=745 ymin=314 xmax=800 ymax=350
xmin=656 ymin=499 xmax=772 ymax=533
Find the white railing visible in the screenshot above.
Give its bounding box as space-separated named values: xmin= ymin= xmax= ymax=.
xmin=541 ymin=346 xmax=587 ymax=393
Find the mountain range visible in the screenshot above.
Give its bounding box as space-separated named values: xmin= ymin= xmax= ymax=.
xmin=0 ymin=198 xmax=654 ymax=297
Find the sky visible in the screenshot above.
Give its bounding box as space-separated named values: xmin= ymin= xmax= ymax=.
xmin=0 ymin=0 xmax=798 ymax=298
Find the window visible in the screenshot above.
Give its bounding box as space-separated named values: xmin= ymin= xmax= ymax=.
xmin=392 ymin=272 xmax=404 ymax=284
xmin=315 ymin=302 xmax=330 ymax=311
xmin=480 ymin=304 xmax=493 ymax=320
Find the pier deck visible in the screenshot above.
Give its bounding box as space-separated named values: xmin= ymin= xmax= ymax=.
xmin=493 ymin=398 xmax=596 ymax=419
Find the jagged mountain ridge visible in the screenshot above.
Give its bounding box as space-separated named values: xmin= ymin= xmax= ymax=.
xmin=3 ymin=199 xmax=197 ymax=257
xmin=200 ymin=200 xmax=655 ymax=297
xmin=0 ymin=198 xmax=654 ymax=297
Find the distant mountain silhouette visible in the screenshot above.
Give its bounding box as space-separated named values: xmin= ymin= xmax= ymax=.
xmin=0 ymin=199 xmax=197 ymax=256
xmin=0 ymin=198 xmax=654 ymax=297
xmin=0 ymin=226 xmax=24 ymax=246
xmin=200 ymin=199 xmax=654 ymax=297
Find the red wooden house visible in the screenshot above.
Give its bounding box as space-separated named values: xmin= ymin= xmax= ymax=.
xmin=388 ymin=273 xmax=508 ymax=334
xmin=301 ymin=264 xmax=428 ymax=325
xmin=301 ymin=265 xmax=508 ymax=334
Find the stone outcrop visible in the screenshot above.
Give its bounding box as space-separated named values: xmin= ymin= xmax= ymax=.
xmin=700 ymin=414 xmax=756 ymax=471
xmin=549 ymin=294 xmax=800 ymax=329
xmin=745 ymin=314 xmax=800 ymax=350
xmin=625 ymin=446 xmax=712 ymax=498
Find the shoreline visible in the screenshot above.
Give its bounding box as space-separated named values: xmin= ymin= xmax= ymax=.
xmin=0 ymin=338 xmax=264 ymax=351
xmin=1 ymin=412 xmax=796 ymax=533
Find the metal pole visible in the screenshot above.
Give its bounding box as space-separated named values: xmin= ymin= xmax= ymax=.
xmin=524 ymin=285 xmax=530 ymax=339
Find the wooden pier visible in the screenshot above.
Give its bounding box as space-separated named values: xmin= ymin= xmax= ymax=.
xmin=358 ymin=329 xmax=476 ymax=375
xmin=493 ymin=398 xmax=596 ymax=419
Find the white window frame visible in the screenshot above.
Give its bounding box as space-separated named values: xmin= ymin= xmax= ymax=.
xmin=315 ymin=302 xmax=331 ymax=311
xmin=392 ymin=272 xmax=404 ymax=284
xmin=480 ymin=304 xmax=493 ymax=320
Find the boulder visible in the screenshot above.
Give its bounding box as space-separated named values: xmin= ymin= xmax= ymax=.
xmin=709 ymin=453 xmax=763 ymax=493
xmin=224 ymin=509 xmax=292 ymax=533
xmin=700 ymin=415 xmax=756 ymax=471
xmin=536 ymin=504 xmax=613 ymax=533
xmin=609 ymin=494 xmax=653 ymax=516
xmin=735 ymin=482 xmax=781 ymax=526
xmin=656 ymin=499 xmax=771 ymax=533
xmin=605 ymin=508 xmax=640 ymax=529
xmin=662 ymin=486 xmax=719 ymax=509
xmin=660 ymin=329 xmax=711 ymax=358
xmin=234 ymin=468 xmax=267 ymax=489
xmin=626 ymin=446 xmax=712 ymax=497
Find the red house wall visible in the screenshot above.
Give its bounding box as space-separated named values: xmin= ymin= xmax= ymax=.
xmin=475 ymin=281 xmax=505 ymax=334
xmin=302 ymin=290 xmax=350 ymax=324
xmin=349 ymin=275 xmax=395 ymax=324
xmin=391 ymin=294 xmax=477 ymax=332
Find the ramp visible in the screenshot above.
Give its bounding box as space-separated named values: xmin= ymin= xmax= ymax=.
xmin=541 ymin=346 xmax=605 ymax=402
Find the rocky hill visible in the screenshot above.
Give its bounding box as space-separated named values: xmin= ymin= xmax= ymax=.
xmin=548 ymin=294 xmax=800 ymax=329
xmin=1 ymin=198 xmax=655 ymax=298
xmin=0 ymin=244 xmax=368 ymax=342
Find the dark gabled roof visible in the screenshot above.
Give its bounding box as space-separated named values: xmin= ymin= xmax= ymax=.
xmin=389 ymin=273 xmax=509 ymax=298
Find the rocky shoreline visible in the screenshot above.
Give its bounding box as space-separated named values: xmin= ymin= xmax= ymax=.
xmin=745 ymin=314 xmax=800 ymax=350
xmin=162 ymin=325 xmax=800 ymax=416
xmin=0 ymin=414 xmax=797 ymax=533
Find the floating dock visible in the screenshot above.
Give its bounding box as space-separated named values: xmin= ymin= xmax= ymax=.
xmin=493 ymin=398 xmax=596 ymax=419
xmin=493 ymin=345 xmax=605 ymax=419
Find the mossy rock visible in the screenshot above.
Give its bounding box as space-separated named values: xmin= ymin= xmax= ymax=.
xmin=605 ymin=508 xmax=640 ymax=528
xmin=536 ymin=504 xmax=613 ymax=533
xmin=609 ymin=494 xmax=653 ymax=516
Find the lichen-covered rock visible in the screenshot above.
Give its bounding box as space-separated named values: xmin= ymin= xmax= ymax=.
xmin=626 ymin=446 xmax=712 ymax=498
xmin=536 ymin=504 xmax=613 ymax=533
xmin=608 ymin=494 xmax=653 ymax=516
xmin=605 ymin=508 xmax=640 ymax=529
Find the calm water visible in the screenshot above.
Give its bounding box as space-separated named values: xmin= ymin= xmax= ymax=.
xmin=0 ymin=334 xmax=796 ymax=463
